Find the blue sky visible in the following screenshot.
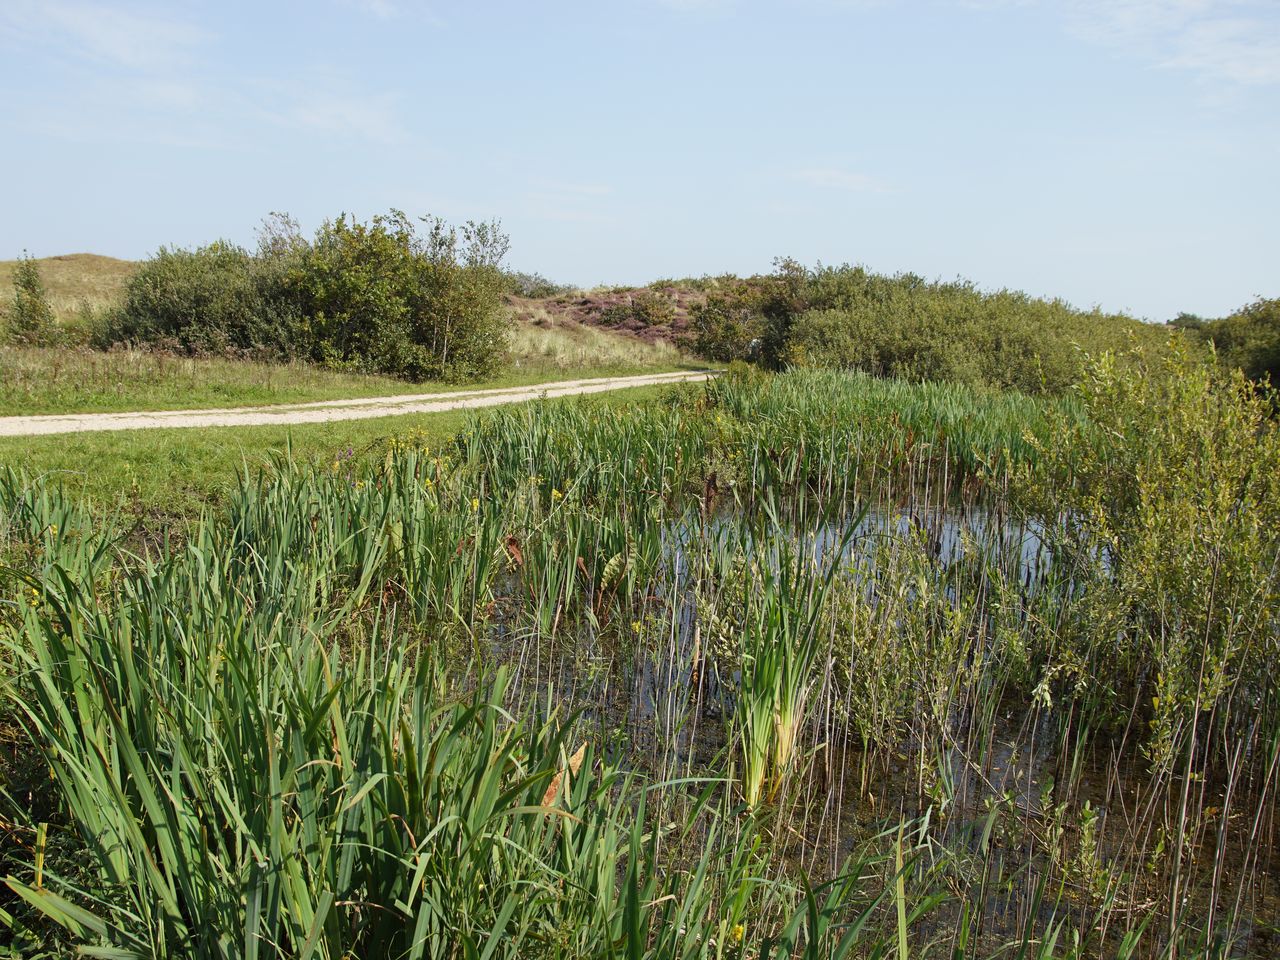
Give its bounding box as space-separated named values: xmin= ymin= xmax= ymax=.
xmin=1 ymin=0 xmax=1276 ymax=320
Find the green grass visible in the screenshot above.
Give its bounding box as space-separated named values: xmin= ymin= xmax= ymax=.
xmin=0 ymin=345 xmax=707 ymax=417
xmin=0 ymin=385 xmax=674 ymax=516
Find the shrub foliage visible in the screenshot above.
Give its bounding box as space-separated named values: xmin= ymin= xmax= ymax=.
xmin=101 ymin=242 xmax=292 ymax=355
xmin=1185 ymin=296 xmax=1279 ymax=387
xmin=690 ymin=258 xmax=1174 ymax=394
xmin=4 ymin=253 xmax=58 ymax=346
xmin=598 ymin=289 xmax=676 ymax=329
xmin=102 ymin=212 xmax=512 ymax=382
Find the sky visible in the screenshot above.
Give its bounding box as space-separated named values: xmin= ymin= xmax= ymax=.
xmin=0 ymin=0 xmax=1277 ymax=321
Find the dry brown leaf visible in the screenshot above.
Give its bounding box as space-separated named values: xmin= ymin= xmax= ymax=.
xmin=541 ymin=743 xmax=587 ymax=808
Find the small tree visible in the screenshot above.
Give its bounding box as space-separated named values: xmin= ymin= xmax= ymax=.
xmin=6 ymin=252 xmax=57 ymax=345
xmin=297 ymin=211 xmax=511 ymax=381
xmin=1210 ymin=297 xmax=1279 ymax=386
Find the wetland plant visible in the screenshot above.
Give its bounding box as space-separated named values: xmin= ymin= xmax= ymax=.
xmin=1 ymin=355 xmax=1277 ymax=957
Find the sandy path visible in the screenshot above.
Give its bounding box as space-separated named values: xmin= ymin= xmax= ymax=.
xmin=0 ymin=370 xmax=715 ymax=438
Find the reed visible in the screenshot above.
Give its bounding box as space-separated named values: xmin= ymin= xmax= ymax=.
xmin=1 ymin=357 xmax=1276 ymax=957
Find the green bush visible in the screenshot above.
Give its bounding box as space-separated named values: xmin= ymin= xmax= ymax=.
xmin=504 ymin=271 xmax=571 ymax=298
xmin=292 ymin=212 xmax=509 ymax=381
xmin=598 ymin=289 xmax=676 ymax=329
xmin=646 ymin=274 xmax=728 ymax=293
xmin=101 ymin=241 xmax=298 ymax=356
xmin=688 ymin=264 xmax=805 ymax=363
xmin=4 ymin=253 xmax=58 ymax=346
xmin=1203 ymin=297 xmax=1279 ymax=386
xmin=410 ymin=215 xmax=511 ymax=382
xmin=99 ymin=212 xmax=513 ymax=382
xmin=691 ymin=259 xmax=1174 ymax=394
xmin=687 ymin=285 xmax=767 ymax=361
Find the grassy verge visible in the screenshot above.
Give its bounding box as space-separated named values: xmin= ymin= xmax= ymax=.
xmin=0 ymin=345 xmax=707 ymax=417
xmin=0 ymin=385 xmax=673 ymax=516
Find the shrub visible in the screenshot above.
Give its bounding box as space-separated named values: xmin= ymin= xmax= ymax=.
xmin=504 ymin=271 xmax=571 ymax=298
xmin=689 ymin=259 xmax=811 ymax=366
xmin=1016 ymin=344 xmax=1280 ymax=771
xmin=646 ymin=274 xmax=727 ymax=293
xmin=1168 ymin=311 xmax=1207 ymax=333
xmin=101 ymin=241 xmax=298 ymax=356
xmin=1203 ymin=297 xmax=1279 ymax=386
xmin=598 ymin=289 xmax=676 ymax=329
xmin=409 ymin=215 xmax=511 ymax=382
xmin=293 ymin=212 xmax=510 ymax=381
xmin=689 ymin=288 xmax=767 ymax=361
xmin=692 ymin=259 xmax=1173 ymax=394
xmin=4 ymin=253 xmax=58 ymax=346
xmin=98 ymin=211 xmax=513 ymax=382
xmin=786 ymin=304 xmax=984 ymax=386
xmin=689 ymin=274 xmax=792 ymax=364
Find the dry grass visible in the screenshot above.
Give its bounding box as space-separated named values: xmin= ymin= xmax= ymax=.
xmin=0 ymin=253 xmax=135 ymax=323
xmin=507 ymin=311 xmax=688 ymax=371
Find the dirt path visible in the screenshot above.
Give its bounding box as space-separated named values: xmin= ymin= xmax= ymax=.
xmin=0 ymin=370 xmax=715 ymax=437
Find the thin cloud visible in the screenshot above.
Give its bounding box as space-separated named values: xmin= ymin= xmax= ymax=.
xmin=0 ymin=3 xmax=411 ymax=148
xmin=246 ymin=72 xmax=411 ymax=144
xmin=0 ymin=0 xmax=208 ymax=71
xmin=339 ymin=0 xmax=401 ymax=19
xmin=992 ymin=0 xmax=1280 ymax=86
xmin=531 ymin=179 xmax=614 ymax=198
xmin=793 ymin=167 xmax=892 ymax=193
xmin=651 ymin=0 xmax=737 ymax=11
xmin=0 ymin=1 xmax=232 ymax=152
xmin=522 ymin=179 xmax=617 ymax=224
xmin=282 ymin=91 xmax=408 ymax=144
xmin=335 ymin=0 xmax=444 ymax=23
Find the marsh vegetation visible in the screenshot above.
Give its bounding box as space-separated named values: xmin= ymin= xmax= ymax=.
xmin=2 ymin=346 xmax=1276 ymax=957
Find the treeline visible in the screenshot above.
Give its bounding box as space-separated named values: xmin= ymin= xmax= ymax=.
xmin=99 ymin=211 xmax=512 ymax=382
xmin=7 ymin=229 xmax=1274 ymax=395
xmin=690 ymin=259 xmax=1178 ymax=395
xmin=1171 ymin=298 xmax=1279 ymax=387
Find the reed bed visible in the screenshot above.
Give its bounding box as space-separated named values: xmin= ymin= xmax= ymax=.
xmin=1 ymin=356 xmax=1277 ymax=958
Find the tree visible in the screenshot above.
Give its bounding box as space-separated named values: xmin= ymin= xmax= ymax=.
xmin=6 ymin=252 xmax=57 ymax=345
xmin=1209 ymin=297 xmax=1279 ymax=386
xmin=1168 ymin=312 xmax=1206 ymax=333
xmin=293 ymin=211 xmax=512 ymax=381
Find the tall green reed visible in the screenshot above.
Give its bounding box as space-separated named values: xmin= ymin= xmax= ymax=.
xmin=3 ymin=359 xmax=1277 ymax=958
